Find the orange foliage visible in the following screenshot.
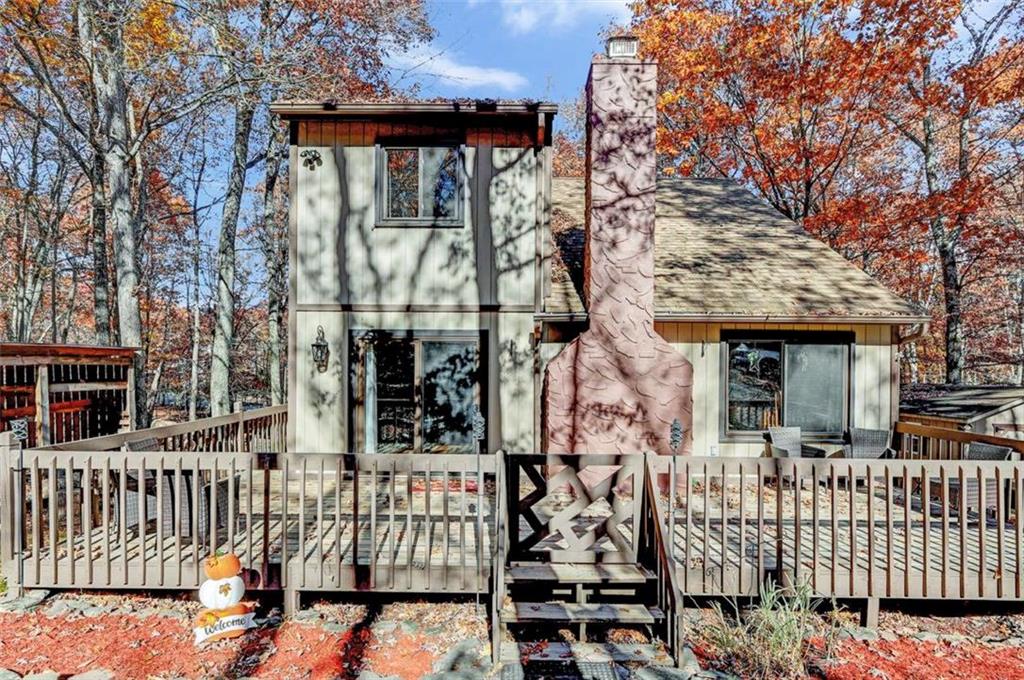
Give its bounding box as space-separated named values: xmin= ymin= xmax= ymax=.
xmin=634 ymin=0 xmax=1024 ymax=382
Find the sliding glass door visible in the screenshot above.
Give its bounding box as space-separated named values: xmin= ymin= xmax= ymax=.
xmin=351 ymin=332 xmax=482 ymax=453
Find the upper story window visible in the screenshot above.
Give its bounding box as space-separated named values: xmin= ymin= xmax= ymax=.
xmin=376 ymin=145 xmax=463 ymax=227
xmin=722 ymin=331 xmax=851 ymax=439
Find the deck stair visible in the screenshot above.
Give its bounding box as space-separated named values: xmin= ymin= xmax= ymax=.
xmin=498 ymin=561 xmax=673 ymax=669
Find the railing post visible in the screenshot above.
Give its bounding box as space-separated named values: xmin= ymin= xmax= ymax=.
xmin=34 ymin=366 xmax=50 ymax=446
xmin=234 ymin=400 xmax=244 ymax=452
xmin=0 ymin=431 xmax=22 ymax=596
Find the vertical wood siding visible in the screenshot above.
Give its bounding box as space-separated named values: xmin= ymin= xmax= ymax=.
xmin=289 ymin=121 xmax=543 ymax=453
xmin=293 ymin=121 xmax=539 ymax=308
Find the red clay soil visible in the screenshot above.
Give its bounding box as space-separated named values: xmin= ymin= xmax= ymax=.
xmin=0 ymin=612 xmax=437 ymax=679
xmin=827 ymin=639 xmax=1024 ymax=679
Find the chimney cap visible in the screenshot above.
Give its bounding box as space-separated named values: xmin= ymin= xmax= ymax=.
xmin=605 ymin=34 xmax=639 ymax=59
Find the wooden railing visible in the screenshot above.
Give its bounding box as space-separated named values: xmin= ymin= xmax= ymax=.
xmin=504 ymin=453 xmax=644 ymax=562
xmin=642 ymin=453 xmax=686 ymax=666
xmin=34 ymin=405 xmax=287 ymax=454
xmin=649 ymin=453 xmax=1024 ymax=601
xmin=491 ymin=451 xmax=509 ymax=665
xmin=894 ymin=421 xmax=1024 ymax=459
xmin=0 ymin=435 xmax=494 ymax=596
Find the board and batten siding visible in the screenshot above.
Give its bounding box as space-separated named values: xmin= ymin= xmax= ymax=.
xmin=289 ymin=121 xmax=545 ymax=454
xmin=293 ymin=121 xmax=540 ymax=309
xmin=652 ymin=322 xmax=900 ymax=457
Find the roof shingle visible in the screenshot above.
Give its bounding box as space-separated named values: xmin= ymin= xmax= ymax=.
xmin=546 ymin=177 xmax=927 ymax=322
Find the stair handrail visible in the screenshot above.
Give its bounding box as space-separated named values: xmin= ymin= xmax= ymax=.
xmin=642 ymin=451 xmax=686 ymax=668
xmin=491 ymin=449 xmax=509 ymax=665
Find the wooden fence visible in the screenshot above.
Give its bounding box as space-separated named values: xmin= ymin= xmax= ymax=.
xmin=5 ymin=414 xmax=1024 ymax=633
xmin=894 ymin=420 xmax=1024 ymax=459
xmin=35 ymin=405 xmax=288 ymax=454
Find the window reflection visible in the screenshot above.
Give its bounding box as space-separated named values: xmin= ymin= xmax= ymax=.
xmin=727 ymin=341 xmax=782 ymax=431
xmin=351 ymin=333 xmax=480 ymax=453
xmin=385 ymin=149 xmax=419 ymax=218
xmin=382 ymin=146 xmax=460 ymax=223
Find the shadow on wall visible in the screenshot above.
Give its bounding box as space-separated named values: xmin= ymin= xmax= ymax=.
xmin=294 ymin=126 xmax=541 ymax=452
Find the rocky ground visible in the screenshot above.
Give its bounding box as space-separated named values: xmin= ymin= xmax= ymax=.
xmin=2 ymin=591 xmax=1024 ymax=678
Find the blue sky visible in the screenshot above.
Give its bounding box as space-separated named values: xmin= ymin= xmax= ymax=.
xmin=391 ymin=0 xmax=632 ymax=123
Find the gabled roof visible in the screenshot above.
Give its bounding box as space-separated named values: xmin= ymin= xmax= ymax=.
xmin=900 ymin=384 xmax=1024 ymax=423
xmin=546 ymin=177 xmax=928 ymax=323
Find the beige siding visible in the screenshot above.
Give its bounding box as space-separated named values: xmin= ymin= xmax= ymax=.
xmin=293 ymin=310 xmax=535 ymax=453
xmin=655 ymin=322 xmax=901 ymax=457
xmin=294 ymin=123 xmax=539 ymax=308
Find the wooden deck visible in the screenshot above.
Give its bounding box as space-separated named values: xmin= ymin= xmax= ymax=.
xmin=654 ymin=457 xmax=1024 ymax=601
xmin=4 ymin=449 xmax=495 ymax=593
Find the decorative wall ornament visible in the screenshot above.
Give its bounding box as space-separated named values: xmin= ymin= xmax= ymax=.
xmin=311 ymin=325 xmax=330 ymax=373
xmin=300 ymin=149 xmax=322 ymax=171
xmin=471 ymin=405 xmax=486 ymax=442
xmin=193 ymin=552 xmax=256 ymax=645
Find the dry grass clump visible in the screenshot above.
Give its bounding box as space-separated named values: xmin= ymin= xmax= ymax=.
xmin=702 ymin=582 xmax=840 ymax=679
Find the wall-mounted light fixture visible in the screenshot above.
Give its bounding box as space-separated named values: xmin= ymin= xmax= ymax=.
xmin=311 ymin=325 xmax=330 ymax=373
xmin=669 ymin=417 xmax=684 ymax=454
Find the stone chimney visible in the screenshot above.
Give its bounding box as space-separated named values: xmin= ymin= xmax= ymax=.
xmin=544 ymin=37 xmax=693 ymax=457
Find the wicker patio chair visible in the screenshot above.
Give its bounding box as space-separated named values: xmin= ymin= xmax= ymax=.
xmin=117 ymin=438 xmax=236 ymax=544
xmin=764 ymin=427 xmax=826 ymax=458
xmin=843 ymin=428 xmax=895 ymax=460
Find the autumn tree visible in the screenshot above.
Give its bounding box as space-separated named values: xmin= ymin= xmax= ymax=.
xmin=634 ymin=0 xmax=1024 ymax=383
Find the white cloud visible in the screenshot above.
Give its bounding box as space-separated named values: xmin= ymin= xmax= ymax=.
xmin=489 ymin=0 xmax=632 ymax=35
xmin=391 ymin=47 xmax=528 ymax=93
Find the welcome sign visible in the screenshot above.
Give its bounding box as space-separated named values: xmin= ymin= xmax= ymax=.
xmin=194 ymin=610 xmax=258 ymax=645
xmin=193 ymin=552 xmax=256 ymax=645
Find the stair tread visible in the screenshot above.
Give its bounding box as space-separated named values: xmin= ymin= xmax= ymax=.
xmin=506 ymin=563 xmax=654 ymax=584
xmin=500 ymin=641 xmax=673 ymax=665
xmin=501 ymin=602 xmax=664 ymax=624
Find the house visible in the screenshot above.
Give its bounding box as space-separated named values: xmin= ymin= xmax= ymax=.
xmin=901 ymin=383 xmax=1024 ymax=437
xmin=7 ymin=39 xmax=1024 ymax=669
xmin=271 ymin=37 xmax=928 ymax=458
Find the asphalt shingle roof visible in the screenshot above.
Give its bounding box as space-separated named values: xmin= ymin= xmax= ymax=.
xmin=546 ymin=177 xmax=927 ymax=322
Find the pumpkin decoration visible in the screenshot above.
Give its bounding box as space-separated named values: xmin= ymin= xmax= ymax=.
xmin=199 ymin=575 xmax=245 ymax=610
xmin=204 ymin=551 xmax=242 ymax=580
xmin=193 ymin=550 xmax=256 ymax=645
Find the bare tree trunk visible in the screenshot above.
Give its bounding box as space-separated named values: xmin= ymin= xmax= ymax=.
xmin=90 ymin=150 xmax=111 ymax=345
xmin=919 ymin=81 xmax=965 ymax=384
xmin=78 ymin=0 xmax=148 ymax=426
xmin=189 ymin=186 xmax=202 ymax=420
xmin=210 ymin=102 xmax=255 ymax=416
xmin=262 ymin=118 xmax=286 ymax=406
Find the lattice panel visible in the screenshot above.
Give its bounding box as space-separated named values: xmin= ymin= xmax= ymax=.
xmin=508 ymin=454 xmax=643 ymax=562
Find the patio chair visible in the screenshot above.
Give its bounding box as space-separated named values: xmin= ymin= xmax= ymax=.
xmin=117 ymin=438 xmax=236 ymax=544
xmin=764 ymin=427 xmax=826 ymax=458
xmin=945 ymin=442 xmax=1013 ymax=517
xmin=843 ymin=428 xmax=895 ymax=460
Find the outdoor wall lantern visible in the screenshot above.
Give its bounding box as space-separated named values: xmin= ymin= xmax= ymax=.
xmin=311 ymin=325 xmax=330 ymax=373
